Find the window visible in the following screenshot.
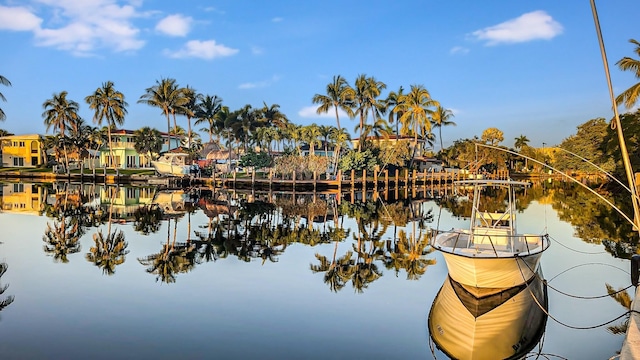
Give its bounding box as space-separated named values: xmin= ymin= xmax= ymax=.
xmin=13 ymin=157 xmax=24 ymax=166
xmin=19 ymin=141 xmax=25 ymax=147
xmin=13 ymin=183 xmax=24 ymax=193
xmin=126 ymin=155 xmax=136 ymax=168
xmin=126 ymin=187 xmax=137 ymax=199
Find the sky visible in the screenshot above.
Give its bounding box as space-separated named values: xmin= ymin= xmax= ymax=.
xmin=0 ymin=0 xmax=638 ymax=149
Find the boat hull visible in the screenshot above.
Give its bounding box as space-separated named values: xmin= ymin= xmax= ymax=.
xmin=428 ymin=274 xmax=548 ymax=360
xmin=439 ymin=251 xmax=542 ymax=292
xmin=151 ymin=161 xmax=191 ymax=176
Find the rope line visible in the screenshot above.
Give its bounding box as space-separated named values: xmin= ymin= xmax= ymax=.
xmin=548 ymin=235 xmax=609 ymax=255
xmin=517 ymin=259 xmax=632 ymax=330
xmin=521 ymin=258 xmax=632 ymax=299
xmin=548 ymin=262 xmax=630 ymax=283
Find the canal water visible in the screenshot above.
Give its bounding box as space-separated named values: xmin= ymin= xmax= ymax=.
xmin=0 ymin=181 xmax=634 ymax=359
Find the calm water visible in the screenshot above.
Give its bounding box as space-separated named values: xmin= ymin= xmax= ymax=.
xmin=0 ymin=181 xmax=634 ymax=359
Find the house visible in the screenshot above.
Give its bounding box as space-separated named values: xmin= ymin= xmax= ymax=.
xmin=98 ymin=129 xmax=182 ymax=169
xmin=351 ymin=134 xmax=427 ymax=155
xmin=0 ymin=134 xmax=45 ymax=167
xmin=301 ymin=141 xmax=336 ymax=157
xmin=1 ymin=183 xmax=45 ymax=214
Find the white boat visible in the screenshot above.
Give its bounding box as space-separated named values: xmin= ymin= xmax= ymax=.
xmin=430 ymin=179 xmax=550 ymax=293
xmin=428 ymin=273 xmax=548 ymax=360
xmin=151 ymin=153 xmax=197 ymax=177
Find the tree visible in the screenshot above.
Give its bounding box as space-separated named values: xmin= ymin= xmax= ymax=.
xmin=194 ymin=94 xmax=223 ymax=143
xmin=481 ymin=127 xmax=504 ymax=146
xmin=260 ymin=102 xmax=289 ymax=129
xmin=42 ymin=91 xmax=81 ymax=169
xmin=133 ymin=126 xmax=164 ymax=162
xmin=312 ymin=75 xmax=355 ymax=131
xmin=85 ymin=81 xmax=128 ymax=167
xmin=396 ymin=84 xmax=439 ymax=165
xmin=431 ymin=106 xmax=455 ymax=151
xmin=177 ymin=85 xmax=198 ymax=148
xmin=353 ymin=74 xmax=386 ymax=148
xmin=303 ymin=123 xmax=322 ymax=155
xmin=385 ymin=86 xmax=405 ymax=136
xmin=0 ymin=75 xmax=11 ymax=121
xmin=616 ymin=39 xmax=640 ymax=109
xmin=138 ymin=78 xmax=187 ymax=150
xmin=514 ymin=135 xmax=530 ymax=150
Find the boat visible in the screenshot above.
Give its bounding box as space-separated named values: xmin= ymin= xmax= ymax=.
xmin=428 ymin=272 xmax=548 ymax=360
xmin=430 ymin=179 xmax=550 ymax=293
xmin=151 ymin=153 xmax=198 ymax=177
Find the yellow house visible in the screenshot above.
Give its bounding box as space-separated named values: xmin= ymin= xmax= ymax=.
xmin=1 ymin=183 xmax=45 ymax=215
xmin=0 ymin=134 xmax=44 ymax=167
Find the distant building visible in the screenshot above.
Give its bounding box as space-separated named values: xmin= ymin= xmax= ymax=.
xmin=98 ymin=129 xmax=182 ymax=169
xmin=0 ymin=134 xmax=44 ymax=167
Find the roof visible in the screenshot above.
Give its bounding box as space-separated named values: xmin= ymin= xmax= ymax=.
xmin=0 ymin=134 xmax=41 ymax=140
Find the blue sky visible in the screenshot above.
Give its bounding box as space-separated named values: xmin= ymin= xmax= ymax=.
xmin=0 ymin=0 xmax=638 ymax=148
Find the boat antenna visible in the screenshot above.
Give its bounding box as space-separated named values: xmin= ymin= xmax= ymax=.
xmin=590 ymin=0 xmax=640 ymax=231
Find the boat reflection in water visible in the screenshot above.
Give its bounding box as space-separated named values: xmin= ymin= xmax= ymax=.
xmin=428 ymin=270 xmax=548 ymax=360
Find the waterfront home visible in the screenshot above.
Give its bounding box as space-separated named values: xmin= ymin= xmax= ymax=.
xmin=0 ymin=134 xmax=45 ymax=167
xmin=1 ymin=182 xmax=45 ymax=214
xmin=98 ymin=129 xmax=182 ymax=169
xmin=100 ymin=185 xmax=156 ymax=221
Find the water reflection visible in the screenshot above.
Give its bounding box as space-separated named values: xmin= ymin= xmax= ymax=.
xmin=0 ymin=261 xmax=14 ymax=315
xmin=428 ymin=272 xmax=548 ymax=359
xmin=86 ymin=189 xmax=129 ymax=275
xmin=0 ymin=180 xmax=634 ymax=358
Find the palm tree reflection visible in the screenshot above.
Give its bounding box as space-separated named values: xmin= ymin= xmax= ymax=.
xmin=138 ymin=217 xmax=197 ymax=284
xmin=0 ymin=262 xmax=14 ymax=314
xmin=86 ymin=186 xmax=129 ymax=275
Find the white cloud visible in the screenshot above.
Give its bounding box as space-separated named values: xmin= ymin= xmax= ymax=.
xmin=271 ymin=17 xmax=283 ymax=23
xmin=164 ymin=39 xmax=239 ymax=59
xmin=0 ymin=6 xmax=42 ymax=31
xmin=450 ymin=46 xmax=469 ymax=55
xmin=251 ymin=46 xmax=264 ymax=55
xmin=238 ymin=75 xmax=280 ymax=89
xmin=155 ymin=14 xmax=192 ymax=37
xmin=0 ymin=0 xmax=146 ymax=55
xmin=470 ymin=10 xmax=563 ymax=45
xmin=298 ymin=105 xmax=350 ymax=119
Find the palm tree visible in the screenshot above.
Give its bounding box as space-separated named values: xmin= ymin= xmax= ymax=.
xmin=138 ymin=78 xmax=187 ymax=150
xmin=396 ymin=84 xmax=440 ymax=165
xmin=616 ymin=39 xmax=640 ymax=109
xmin=260 ymin=102 xmax=289 ymax=129
xmin=0 ymin=75 xmax=11 ymax=121
xmin=177 ymin=85 xmax=197 ymax=148
xmin=353 ymin=74 xmax=386 ymax=149
xmin=312 ymin=75 xmax=355 ymax=131
xmin=194 ymin=94 xmax=223 ymax=143
xmin=356 ymin=118 xmax=392 ymax=148
xmin=85 ymin=81 xmax=128 ymax=167
xmin=431 ymin=106 xmax=455 ymax=151
xmin=514 ymin=135 xmax=530 ymax=150
xmin=87 ymin=127 xmax=108 ymax=169
xmin=42 ymin=91 xmax=81 ymax=169
xmin=385 ymin=86 xmax=405 ymax=136
xmin=304 ymin=123 xmax=322 ymax=155
xmin=133 ymin=127 xmax=164 ymax=163
xmin=328 ymin=127 xmax=350 ymax=171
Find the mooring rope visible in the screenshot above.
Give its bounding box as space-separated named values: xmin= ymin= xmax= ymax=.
xmin=548 ymin=234 xmax=609 ymax=255
xmin=517 ymin=258 xmax=633 ymax=330
xmin=521 ymin=257 xmax=632 ymax=299
xmin=548 ymin=262 xmax=630 ymax=283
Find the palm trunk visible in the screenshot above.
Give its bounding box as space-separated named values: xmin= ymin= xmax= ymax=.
xmin=107 ymin=127 xmax=114 ymax=168
xmin=334 ymin=106 xmax=341 ymax=131
xmin=165 ymin=112 xmax=171 ymax=151
xmin=187 ymin=116 xmax=192 ymax=148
